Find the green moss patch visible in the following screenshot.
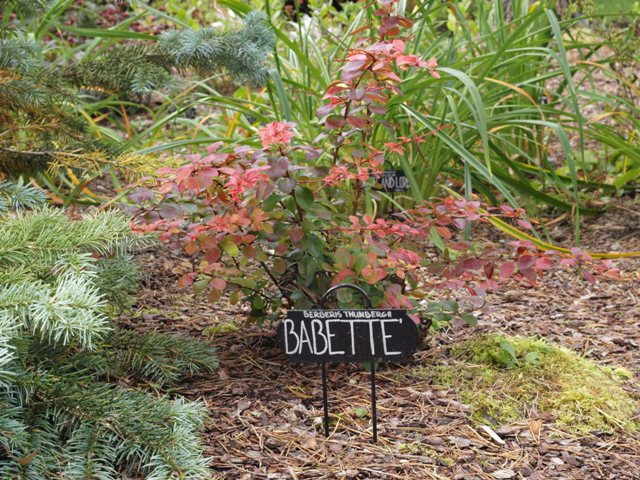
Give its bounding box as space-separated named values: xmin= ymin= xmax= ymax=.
xmin=414 ymin=334 xmax=639 ymax=434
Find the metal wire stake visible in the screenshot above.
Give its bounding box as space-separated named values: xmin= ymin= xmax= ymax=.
xmin=322 ymin=362 xmax=329 ymax=437
xmin=371 ymin=360 xmax=377 ymax=443
xmin=318 ymin=284 xmax=377 ymax=441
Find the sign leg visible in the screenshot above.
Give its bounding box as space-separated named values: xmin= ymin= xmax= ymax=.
xmin=371 ymin=361 xmax=377 ymax=443
xmin=322 ymin=362 xmax=329 ymax=437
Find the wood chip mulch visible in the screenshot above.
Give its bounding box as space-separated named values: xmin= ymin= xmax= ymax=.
xmin=119 ymin=198 xmax=640 ymax=480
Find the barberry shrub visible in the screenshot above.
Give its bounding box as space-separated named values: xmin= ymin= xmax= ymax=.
xmin=132 ymin=0 xmax=616 ymax=324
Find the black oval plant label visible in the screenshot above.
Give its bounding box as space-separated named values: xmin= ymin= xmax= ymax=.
xmin=374 ymin=170 xmax=410 ymax=193
xmin=276 ymin=309 xmax=418 ymax=363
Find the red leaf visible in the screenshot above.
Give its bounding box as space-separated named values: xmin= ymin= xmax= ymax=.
xmin=518 ymin=254 xmax=536 ymax=271
xmin=453 ymin=218 xmax=467 ymax=229
xmin=184 ymin=241 xmax=196 ymax=255
xmin=290 ymin=228 xmax=304 ymax=243
xmin=207 ymin=289 xmax=221 ymax=303
xmin=178 ymin=273 xmax=195 ymax=288
xmin=274 ymin=258 xmax=286 ymax=275
xmin=346 ymin=116 xmax=369 ymax=129
xmin=570 ymin=247 xmax=583 ymax=257
xmin=499 ymin=262 xmax=516 ymax=280
xmin=180 ymin=177 xmax=199 ymax=191
xmin=158 ymin=182 xmax=175 ymax=194
xmin=325 ymin=115 xmax=346 ymax=129
xmin=369 ymin=105 xmax=387 ymax=115
xmin=341 ymin=59 xmax=367 ymax=74
xmin=535 ymin=256 xmax=554 ymax=270
xmin=205 ymin=248 xmax=221 ymax=264
xmin=361 ymin=266 xmax=375 ymax=283
xmin=451 ymin=242 xmax=471 ymax=251
xmin=397 ymin=16 xmax=413 ymax=28
xmin=323 ymin=81 xmax=350 ymax=99
xmin=481 ymin=279 xmax=499 ymax=291
xmin=435 ymin=226 xmax=452 ymax=239
xmin=362 ymin=266 xmax=386 ymax=284
xmin=500 ymin=205 xmax=515 ymax=215
xmin=196 ymin=167 xmax=218 ymax=188
xmin=316 ymin=103 xmax=335 ymax=118
xmin=583 ymin=270 xmax=596 ymax=284
xmin=211 ymin=278 xmax=227 ymax=291
xmin=176 ymin=165 xmax=194 ymax=182
xmin=460 ymin=258 xmax=482 ymax=271
xmin=521 ymin=267 xmax=537 ymax=283
xmin=516 ymin=219 xmax=533 ymax=230
xmin=333 ymin=268 xmax=355 ymax=284
xmin=484 ymin=260 xmax=495 ymax=279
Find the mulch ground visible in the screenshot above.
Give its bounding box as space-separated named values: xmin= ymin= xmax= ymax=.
xmin=119 ymin=198 xmax=640 ymax=480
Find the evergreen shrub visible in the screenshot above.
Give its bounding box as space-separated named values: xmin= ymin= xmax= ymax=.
xmin=0 ymin=181 xmax=217 ymax=479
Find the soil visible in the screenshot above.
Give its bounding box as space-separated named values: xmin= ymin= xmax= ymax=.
xmin=117 ymin=197 xmax=640 ymax=480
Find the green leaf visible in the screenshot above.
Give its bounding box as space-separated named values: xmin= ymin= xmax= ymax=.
xmin=402 ymin=105 xmax=520 ymax=207
xmin=336 ymin=289 xmax=353 ymax=305
xmin=433 ymin=312 xmax=451 ymax=323
xmin=218 ymin=0 xmax=253 ymax=15
xmin=426 ymin=302 xmax=442 ymax=313
xmin=204 ymin=323 xmax=239 ymax=336
xmin=229 ymin=290 xmax=241 ymax=305
xmin=252 ymin=296 xmax=265 ymax=311
xmin=499 ymin=340 xmax=517 ymax=362
xmin=613 ymin=167 xmax=640 ymax=189
xmin=270 ymin=69 xmax=293 ymax=122
xmin=297 ymin=256 xmax=318 ymax=283
xmin=51 ymin=23 xmax=156 ymax=40
xmin=221 ymin=239 xmax=240 ymax=257
xmin=281 ymin=195 xmax=297 ymax=213
xmin=294 ymin=186 xmax=315 ymax=210
xmin=232 ymin=277 xmax=257 ymax=289
xmin=429 ymin=227 xmax=446 ymax=253
xmin=362 ymin=361 xmax=376 ymax=373
xmin=439 ymin=67 xmax=490 ymax=171
xmin=263 ymin=193 xmax=283 ymax=212
xmin=335 ymin=247 xmax=352 ymax=266
xmin=461 ymin=313 xmax=478 ymax=326
xmin=307 ymin=234 xmax=325 ymax=259
xmin=442 ymin=300 xmax=459 ymax=314
xmin=192 ymin=278 xmax=209 ymax=294
xmin=354 ymin=407 xmax=369 ymax=418
xmin=524 ymin=351 xmax=540 ymax=365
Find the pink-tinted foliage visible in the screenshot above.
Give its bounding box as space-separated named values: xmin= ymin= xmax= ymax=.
xmin=131 ymin=0 xmax=615 ymax=324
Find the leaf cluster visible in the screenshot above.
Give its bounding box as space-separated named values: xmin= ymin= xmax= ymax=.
xmin=131 ymin=1 xmax=617 ymax=324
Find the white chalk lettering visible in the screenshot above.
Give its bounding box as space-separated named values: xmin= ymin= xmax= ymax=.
xmin=282 ymin=312 xmax=410 ymax=359
xmin=311 ymin=319 xmax=328 ymax=355
xmin=326 ymin=320 xmax=345 ymax=355
xmin=298 ymin=321 xmax=313 ymax=355
xmin=344 ymin=310 xmax=393 ymax=319
xmin=380 ymin=319 xmax=402 ymax=355
xmin=381 ymin=174 xmax=409 ymax=191
xmin=303 ymin=310 xmax=343 ymax=319
xmin=367 ymin=321 xmax=376 ymax=355
xmin=348 ymin=320 xmax=356 ymax=355
xmin=284 ymin=319 xmax=299 ymax=354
